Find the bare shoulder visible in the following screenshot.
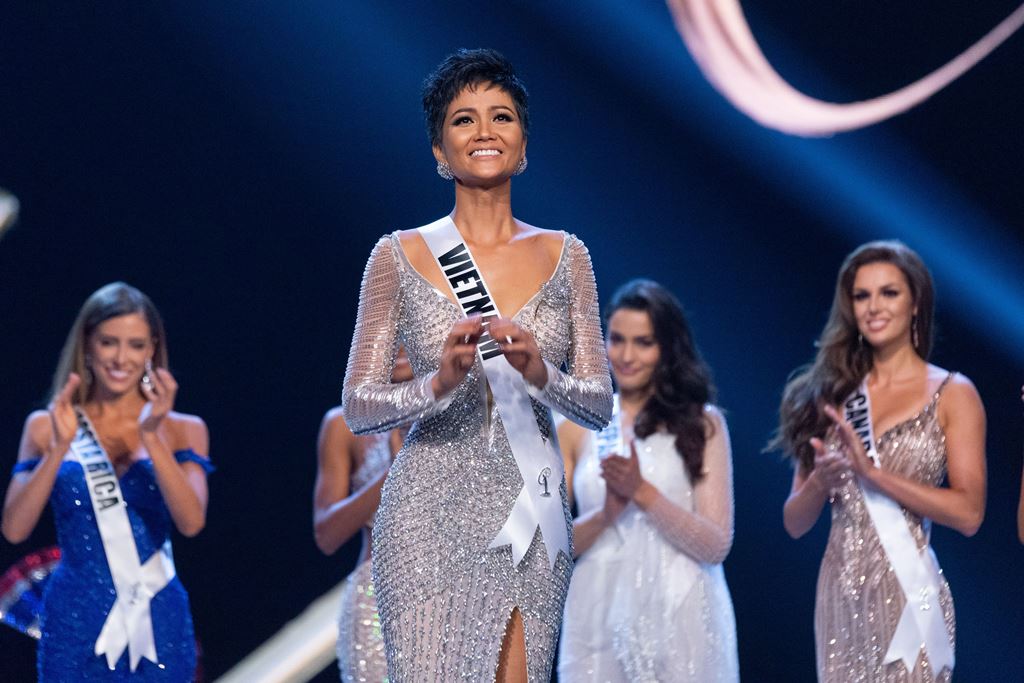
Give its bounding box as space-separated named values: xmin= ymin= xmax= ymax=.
xmin=165 ymin=411 xmax=209 ymax=455
xmin=515 ymin=222 xmax=566 ymax=259
xmin=320 ymin=407 xmax=355 ymax=443
xmin=396 ymin=228 xmax=437 ymax=272
xmin=929 ymin=366 xmax=985 ymax=423
xmin=21 ymin=410 xmax=54 ymax=458
xmin=704 ymin=404 xmax=728 ymax=428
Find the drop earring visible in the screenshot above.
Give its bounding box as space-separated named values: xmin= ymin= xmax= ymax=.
xmin=436 ymin=161 xmax=454 ymax=181
xmin=513 ymin=156 xmax=528 ymax=176
xmin=912 ymin=315 xmax=920 ymax=349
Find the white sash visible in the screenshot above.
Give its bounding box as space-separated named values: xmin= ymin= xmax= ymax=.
xmin=69 ymin=411 xmax=176 ymax=671
xmin=419 ymin=216 xmax=570 ymax=569
xmin=842 ymin=382 xmax=954 ymax=673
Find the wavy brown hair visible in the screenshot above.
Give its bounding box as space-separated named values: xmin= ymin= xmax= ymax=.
xmin=770 ymin=241 xmax=935 ymax=470
xmin=606 ymin=279 xmax=716 ymax=482
xmin=52 ymin=282 xmax=168 ymax=405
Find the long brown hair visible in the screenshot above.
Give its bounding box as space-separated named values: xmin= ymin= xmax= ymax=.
xmin=770 ymin=241 xmax=935 ymax=470
xmin=51 ymin=282 xmax=168 ymax=404
xmin=606 ymin=279 xmax=716 ymax=482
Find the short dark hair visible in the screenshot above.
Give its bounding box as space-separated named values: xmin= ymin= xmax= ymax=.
xmin=421 ymin=48 xmax=529 ymax=148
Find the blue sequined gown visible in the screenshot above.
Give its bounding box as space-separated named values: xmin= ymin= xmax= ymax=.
xmin=14 ymin=450 xmax=213 ymax=681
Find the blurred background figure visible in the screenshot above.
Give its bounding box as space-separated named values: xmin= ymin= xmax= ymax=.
xmin=774 ymin=241 xmax=986 ymax=682
xmin=2 ymin=282 xmax=213 ymax=681
xmin=559 ymin=279 xmax=739 ymax=682
xmin=313 ymin=348 xmax=412 ymax=682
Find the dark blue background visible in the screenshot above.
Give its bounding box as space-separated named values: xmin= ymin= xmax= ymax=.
xmin=2 ymin=2 xmax=1022 ymax=680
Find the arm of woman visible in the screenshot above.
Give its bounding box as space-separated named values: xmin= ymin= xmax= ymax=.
xmin=2 ymin=376 xmax=81 ymax=544
xmin=782 ymin=436 xmax=852 ymax=539
xmin=1018 ymin=384 xmax=1023 ymax=544
xmin=3 ymin=413 xmax=66 ymax=543
xmin=313 ymin=410 xmax=387 ymax=556
xmin=631 ymin=407 xmax=734 ymax=564
xmin=507 ymin=236 xmax=612 ymax=430
xmin=145 ymin=414 xmax=210 ymax=538
xmin=140 ymin=368 xmax=210 ymax=537
xmin=342 ymin=237 xmax=472 ymax=434
xmin=560 ymin=416 xmax=625 ymax=557
xmin=1018 ymin=460 xmax=1024 ymax=544
xmin=829 ymin=375 xmax=987 ymax=537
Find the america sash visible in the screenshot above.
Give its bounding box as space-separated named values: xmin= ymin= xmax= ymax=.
xmin=842 ymin=382 xmax=954 ymax=673
xmin=69 ymin=411 xmax=176 ymax=671
xmin=419 ymin=215 xmax=570 ymax=569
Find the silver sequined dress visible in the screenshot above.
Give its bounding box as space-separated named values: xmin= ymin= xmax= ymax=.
xmin=342 ymin=231 xmax=612 ymax=681
xmin=337 ymin=433 xmax=392 ymax=682
xmin=816 ymin=374 xmax=956 ymax=682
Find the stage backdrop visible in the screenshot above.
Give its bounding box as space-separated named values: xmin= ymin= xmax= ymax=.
xmin=2 ymin=2 xmax=1022 ymax=681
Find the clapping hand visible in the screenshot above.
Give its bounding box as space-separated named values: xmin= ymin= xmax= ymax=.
xmin=808 ymin=436 xmax=854 ymax=492
xmin=601 ymin=440 xmax=645 ymax=500
xmin=48 ymin=373 xmax=82 ymax=451
xmin=139 ymin=366 xmax=178 ymax=434
xmin=822 ymin=404 xmax=876 ymax=478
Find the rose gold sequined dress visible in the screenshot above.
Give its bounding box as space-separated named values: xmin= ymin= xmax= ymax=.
xmin=342 ymin=231 xmax=612 ymax=682
xmin=816 ymin=375 xmax=956 ymax=682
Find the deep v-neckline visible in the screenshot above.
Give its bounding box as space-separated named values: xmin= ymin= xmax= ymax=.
xmin=868 ymin=373 xmax=951 ymax=445
xmin=393 ymin=230 xmax=569 ymax=321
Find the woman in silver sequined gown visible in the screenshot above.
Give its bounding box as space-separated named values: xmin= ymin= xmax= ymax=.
xmin=315 ymin=352 xmax=414 ymax=682
xmin=342 ymin=49 xmax=612 ymax=681
xmin=774 ymin=241 xmax=986 ymax=682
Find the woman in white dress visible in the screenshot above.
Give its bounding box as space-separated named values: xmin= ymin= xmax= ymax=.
xmin=558 ymin=279 xmax=739 ymax=682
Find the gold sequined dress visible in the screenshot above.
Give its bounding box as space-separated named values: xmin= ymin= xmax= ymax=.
xmin=343 ymin=231 xmax=612 ymax=681
xmin=336 ymin=433 xmax=391 ymax=682
xmin=816 ymin=375 xmax=956 ymax=682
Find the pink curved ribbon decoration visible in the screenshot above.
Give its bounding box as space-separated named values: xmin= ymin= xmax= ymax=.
xmin=666 ymin=0 xmax=1024 ymax=136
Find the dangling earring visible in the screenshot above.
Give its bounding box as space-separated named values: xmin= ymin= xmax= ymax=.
xmin=912 ymin=315 xmax=920 ymax=349
xmin=513 ymin=156 xmax=528 ymax=176
xmin=436 ymin=160 xmax=454 ymax=181
xmin=858 ymin=333 xmax=864 ymax=347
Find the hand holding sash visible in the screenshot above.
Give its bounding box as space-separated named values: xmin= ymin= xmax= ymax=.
xmin=139 ymin=368 xmax=177 ymax=434
xmin=432 ymin=317 xmax=484 ymax=398
xmin=489 ymin=317 xmax=547 ymax=389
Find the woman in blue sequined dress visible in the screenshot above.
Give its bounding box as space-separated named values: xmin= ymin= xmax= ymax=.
xmin=2 ymin=282 xmax=212 ymax=681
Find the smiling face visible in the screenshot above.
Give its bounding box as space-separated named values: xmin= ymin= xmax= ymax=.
xmin=433 ymin=82 xmax=526 ymax=186
xmin=606 ymin=308 xmax=661 ymax=395
xmin=86 ymin=312 xmax=155 ymax=399
xmin=851 ymin=261 xmax=917 ymax=351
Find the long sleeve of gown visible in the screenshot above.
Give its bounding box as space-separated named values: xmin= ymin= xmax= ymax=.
xmin=342 ymin=236 xmax=449 ymax=434
xmin=527 ymin=236 xmax=613 ymax=430
xmin=643 ymin=406 xmax=735 ymax=564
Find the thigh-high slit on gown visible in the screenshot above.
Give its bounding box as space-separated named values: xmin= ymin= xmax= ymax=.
xmin=342 ymin=231 xmax=612 ymax=681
